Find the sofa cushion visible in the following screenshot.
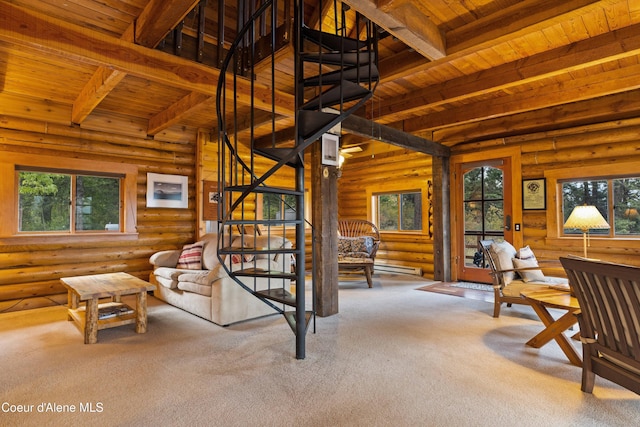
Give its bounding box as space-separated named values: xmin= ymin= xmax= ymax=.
xmin=149 ymin=250 xmax=181 ymax=268
xmin=176 ymin=242 xmax=204 ymax=270
xmin=201 ymin=233 xmax=226 ymax=270
xmin=177 ymin=281 xmax=212 ymax=297
xmin=501 ymin=279 xmax=549 ymax=297
xmin=153 ymin=267 xmax=200 ymax=289
xmin=153 ymin=274 xmax=179 ymax=290
xmin=338 ymin=236 xmax=374 ymax=256
xmin=154 ymin=267 xmax=187 ymax=281
xmin=178 ymin=270 xmax=211 ymax=285
xmin=513 ymin=257 xmax=545 ymax=282
xmin=338 ymin=238 xmax=352 ymax=254
xmin=489 ymin=241 xmax=517 ymax=285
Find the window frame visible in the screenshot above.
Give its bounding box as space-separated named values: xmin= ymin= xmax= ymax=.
xmin=545 ymin=162 xmax=640 ymax=250
xmin=370 ymin=188 xmax=426 ymax=233
xmin=256 ymin=190 xmax=311 ymax=229
xmin=1 ymin=152 xmax=138 ymax=243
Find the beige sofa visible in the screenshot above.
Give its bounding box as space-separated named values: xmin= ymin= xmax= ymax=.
xmin=149 ymin=233 xmax=291 ymax=326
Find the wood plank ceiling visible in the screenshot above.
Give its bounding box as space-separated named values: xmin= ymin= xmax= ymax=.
xmin=1 ymin=0 xmax=639 ymax=150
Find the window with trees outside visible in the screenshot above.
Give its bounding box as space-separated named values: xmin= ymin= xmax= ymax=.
xmin=257 ymin=190 xmax=310 ymax=231
xmin=18 ymin=169 xmax=121 ymax=233
xmin=262 ymin=192 xmax=297 ymax=222
xmin=374 ymin=191 xmax=422 ymax=231
xmin=562 ymin=177 xmax=640 ymax=237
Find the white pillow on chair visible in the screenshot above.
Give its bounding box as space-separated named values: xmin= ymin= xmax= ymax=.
xmin=513 ymin=257 xmax=545 ymax=282
xmin=489 ymin=241 xmax=517 ymax=285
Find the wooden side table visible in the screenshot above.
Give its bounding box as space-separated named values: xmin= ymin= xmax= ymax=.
xmin=60 ymin=272 xmax=156 ymax=344
xmin=520 ymin=288 xmax=581 ymax=366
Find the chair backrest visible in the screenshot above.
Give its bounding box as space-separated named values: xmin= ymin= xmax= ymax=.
xmin=479 ymin=239 xmax=502 ymax=286
xmin=560 ymin=256 xmax=640 ymax=391
xmin=338 ymin=219 xmax=380 ymax=241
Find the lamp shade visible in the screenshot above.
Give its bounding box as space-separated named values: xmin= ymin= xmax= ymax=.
xmin=564 ymin=205 xmax=610 ymax=232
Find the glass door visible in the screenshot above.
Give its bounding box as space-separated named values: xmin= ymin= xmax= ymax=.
xmin=456 ymin=159 xmax=513 ymax=283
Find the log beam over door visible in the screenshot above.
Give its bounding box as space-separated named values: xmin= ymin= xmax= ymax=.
xmin=342 ymin=114 xmax=450 ymax=281
xmin=342 ymin=115 xmax=450 ymax=157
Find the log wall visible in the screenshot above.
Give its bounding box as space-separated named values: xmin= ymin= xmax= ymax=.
xmin=450 ymin=116 xmax=640 ymax=270
xmin=337 ymin=116 xmax=640 ymax=279
xmin=0 ymin=115 xmax=199 ymax=312
xmin=3 ymin=111 xmax=639 ymax=312
xmin=521 ymin=118 xmax=640 ymax=265
xmin=338 ymin=148 xmax=434 ymax=277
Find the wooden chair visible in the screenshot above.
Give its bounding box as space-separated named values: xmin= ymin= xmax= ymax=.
xmin=337 ymin=219 xmax=380 ymax=288
xmin=560 ymin=256 xmax=640 ymax=395
xmin=479 ymin=240 xmax=568 ymax=318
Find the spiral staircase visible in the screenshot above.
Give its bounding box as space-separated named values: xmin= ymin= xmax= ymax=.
xmin=215 ymin=0 xmax=379 ymax=359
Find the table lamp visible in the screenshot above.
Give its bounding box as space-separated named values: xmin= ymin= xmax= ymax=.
xmin=563 ymin=205 xmax=610 ymax=258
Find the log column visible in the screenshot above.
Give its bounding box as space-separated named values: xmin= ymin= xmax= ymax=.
xmin=311 ymin=142 xmax=339 ymax=316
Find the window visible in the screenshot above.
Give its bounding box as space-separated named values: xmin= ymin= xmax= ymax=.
xmin=257 ymin=190 xmax=311 ymax=230
xmin=561 ymin=177 xmax=640 ymax=237
xmin=0 ymin=152 xmax=137 ymax=239
xmin=262 ymin=192 xmax=297 ymax=221
xmin=18 ymin=170 xmax=121 ymax=233
xmin=374 ymin=191 xmax=422 ymax=231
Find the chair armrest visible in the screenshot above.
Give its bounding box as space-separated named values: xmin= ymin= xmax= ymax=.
xmin=495 ymin=260 xmax=562 ymax=273
xmin=149 ymin=250 xmax=181 ymax=267
xmin=369 ymin=241 xmax=380 ymax=260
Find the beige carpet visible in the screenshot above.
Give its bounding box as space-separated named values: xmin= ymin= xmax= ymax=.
xmin=1 ymin=273 xmax=639 ymax=426
xmin=417 ymin=281 xmax=494 ymax=302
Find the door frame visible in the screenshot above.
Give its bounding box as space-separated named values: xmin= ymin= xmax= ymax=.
xmin=450 ymin=147 xmax=523 ymax=282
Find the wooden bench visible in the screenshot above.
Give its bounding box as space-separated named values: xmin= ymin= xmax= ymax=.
xmin=337 ymin=219 xmax=380 ymax=288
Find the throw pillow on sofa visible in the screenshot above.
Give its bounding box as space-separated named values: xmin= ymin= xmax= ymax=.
xmin=176 ymin=241 xmax=204 ymax=270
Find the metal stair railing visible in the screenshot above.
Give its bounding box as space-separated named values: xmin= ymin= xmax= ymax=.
xmin=215 ymin=0 xmax=379 ymax=359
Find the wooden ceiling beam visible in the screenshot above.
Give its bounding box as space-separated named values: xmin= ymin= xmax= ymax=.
xmin=369 ymin=22 xmax=640 ymax=123
xmin=250 ymin=115 xmax=451 ymax=158
xmin=72 ymin=0 xmax=201 ymax=126
xmin=0 ymin=3 xmax=295 ymax=118
xmin=372 ymin=0 xmax=616 ymax=84
xmin=148 ymin=92 xmax=211 ymax=136
xmin=135 ymin=0 xmax=201 ymax=48
xmin=71 ymin=65 xmax=129 ymax=125
xmin=446 ymin=0 xmax=602 ymax=53
xmin=342 ymin=115 xmax=450 ymax=157
xmin=377 ymin=50 xmax=428 ymax=84
xmin=434 ymin=90 xmax=640 ymax=145
xmin=341 ymin=0 xmax=446 ymax=60
xmin=403 ymin=62 xmax=640 ymax=133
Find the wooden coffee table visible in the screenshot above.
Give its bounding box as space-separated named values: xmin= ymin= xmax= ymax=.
xmin=60 ymin=272 xmax=156 ymax=344
xmin=521 ymin=287 xmax=581 ymax=366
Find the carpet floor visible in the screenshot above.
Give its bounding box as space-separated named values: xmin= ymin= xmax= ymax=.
xmin=1 ymin=273 xmax=639 ymax=426
xmin=417 ymin=281 xmax=494 ymax=302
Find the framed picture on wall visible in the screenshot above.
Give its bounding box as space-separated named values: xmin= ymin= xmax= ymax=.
xmin=522 ymin=178 xmax=546 ymax=210
xmin=203 ymin=180 xmax=222 ymax=220
xmin=146 ymin=173 xmax=188 ymax=209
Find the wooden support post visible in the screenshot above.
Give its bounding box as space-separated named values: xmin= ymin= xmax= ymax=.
xmin=311 ymin=141 xmax=339 ymax=316
xmin=432 ymin=155 xmax=450 ymax=281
